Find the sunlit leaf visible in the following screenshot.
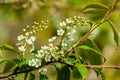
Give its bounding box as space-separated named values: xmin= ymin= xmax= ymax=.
xmin=0 ymin=45 xmax=19 ymax=54
xmin=107 ymin=20 xmax=119 ymax=47
xmin=79 ymin=39 xmax=105 ymax=65
xmin=78 ymin=45 xmax=101 ymax=54
xmin=63 ymin=57 xmax=75 ymax=64
xmin=57 ymin=65 xmax=70 ymax=80
xmin=76 ymin=63 xmax=89 ymax=80
xmin=82 ymin=4 xmax=108 ymax=14
xmin=0 ymin=58 xmax=6 ymax=64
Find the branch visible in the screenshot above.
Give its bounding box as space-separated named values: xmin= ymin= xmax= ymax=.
xmin=0 ymin=60 xmax=120 ymax=79
xmin=65 ymin=0 xmax=119 ymax=55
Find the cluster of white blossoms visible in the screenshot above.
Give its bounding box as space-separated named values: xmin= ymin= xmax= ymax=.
xmin=17 ymin=16 xmax=90 ymax=74
xmin=17 ymin=21 xmax=49 ymax=54
xmin=57 ymin=16 xmax=90 ymax=51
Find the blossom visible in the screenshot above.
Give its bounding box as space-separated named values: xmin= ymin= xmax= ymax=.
xmin=57 ymin=29 xmax=65 ymax=36
xmin=28 ymin=59 xmax=36 ymax=66
xmin=66 ymin=18 xmax=74 ymax=24
xmin=26 ymin=39 xmax=33 ymax=45
xmin=28 ymin=59 xmax=41 ymax=68
xmin=30 ymin=36 xmax=36 ymax=41
xmin=17 ymin=35 xmax=24 ymax=41
xmin=39 ymin=67 xmax=47 ymax=74
xmin=48 ymin=36 xmax=56 ymax=42
xmin=18 ymin=46 xmax=26 ymax=51
xmin=34 ymin=59 xmax=41 ymax=68
xmin=36 ymin=50 xmax=45 ymax=58
xmin=26 ymin=36 xmax=36 ymax=45
xmin=59 ymin=21 xmax=66 ymax=26
xmin=25 ymin=32 xmax=29 ymax=36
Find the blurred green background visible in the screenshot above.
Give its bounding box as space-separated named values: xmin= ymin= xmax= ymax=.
xmin=0 ymin=0 xmax=120 ymax=80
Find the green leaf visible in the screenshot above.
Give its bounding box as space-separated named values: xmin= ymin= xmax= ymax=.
xmin=0 ymin=45 xmax=19 ymax=54
xmin=73 ymin=67 xmax=81 ymax=79
xmin=82 ymin=4 xmax=108 ymax=14
xmin=28 ymin=73 xmax=35 ymax=80
xmin=63 ymin=57 xmax=75 ymax=64
xmin=24 ymin=72 xmax=29 ymax=80
xmin=39 ymin=74 xmax=49 ymax=80
xmin=0 ymin=58 xmax=6 ymax=64
xmin=3 ymin=61 xmax=17 ymax=73
xmin=76 ymin=63 xmax=89 ymax=80
xmin=78 ymin=45 xmax=101 ymax=54
xmin=79 ymin=39 xmax=105 ymax=65
xmin=94 ymin=69 xmax=106 ymax=80
xmin=107 ymin=20 xmax=119 ymax=47
xmin=57 ymin=65 xmax=70 ymax=80
xmin=0 ymin=45 xmax=15 ymax=51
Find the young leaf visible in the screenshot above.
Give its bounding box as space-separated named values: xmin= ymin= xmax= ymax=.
xmin=3 ymin=61 xmax=17 ymax=73
xmin=57 ymin=65 xmax=70 ymax=80
xmin=82 ymin=4 xmax=108 ymax=14
xmin=0 ymin=58 xmax=6 ymax=64
xmin=63 ymin=57 xmax=75 ymax=64
xmin=0 ymin=45 xmax=15 ymax=51
xmin=76 ymin=63 xmax=89 ymax=80
xmin=78 ymin=45 xmax=101 ymax=55
xmin=39 ymin=74 xmax=49 ymax=80
xmin=79 ymin=39 xmax=105 ymax=65
xmin=107 ymin=20 xmax=119 ymax=47
xmin=0 ymin=45 xmax=19 ymax=54
xmin=28 ymin=73 xmax=35 ymax=80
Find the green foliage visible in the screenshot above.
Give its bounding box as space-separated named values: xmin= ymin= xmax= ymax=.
xmin=57 ymin=65 xmax=70 ymax=80
xmin=107 ymin=20 xmax=119 ymax=47
xmin=0 ymin=45 xmax=19 ymax=54
xmin=76 ymin=63 xmax=89 ymax=80
xmin=3 ymin=61 xmax=17 ymax=73
xmin=0 ymin=58 xmax=6 ymax=64
xmin=79 ymin=39 xmax=104 ymax=65
xmin=82 ymin=4 xmax=108 ymax=13
xmin=82 ymin=3 xmax=108 ymax=20
xmin=0 ymin=0 xmax=119 ymax=80
xmin=28 ymin=73 xmax=35 ymax=80
xmin=39 ymin=74 xmax=49 ymax=80
xmin=63 ymin=57 xmax=76 ymax=64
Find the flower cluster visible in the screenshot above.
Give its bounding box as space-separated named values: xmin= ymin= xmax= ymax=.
xmin=57 ymin=16 xmax=90 ymax=51
xmin=17 ymin=16 xmax=90 ymax=74
xmin=17 ymin=21 xmax=49 ymax=55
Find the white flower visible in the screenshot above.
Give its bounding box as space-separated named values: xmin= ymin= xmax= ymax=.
xmin=59 ymin=21 xmax=66 ymax=26
xmin=48 ymin=36 xmax=56 ymax=42
xmin=66 ymin=18 xmax=73 ymax=24
xmin=41 ymin=46 xmax=50 ymax=50
xmin=36 ymin=50 xmax=45 ymax=58
xmin=39 ymin=67 xmax=47 ymax=74
xmin=45 ymin=55 xmax=51 ymax=62
xmin=17 ymin=35 xmax=24 ymax=41
xmin=28 ymin=59 xmax=36 ymax=66
xmin=26 ymin=39 xmax=33 ymax=45
xmin=18 ymin=46 xmax=26 ymax=51
xmin=26 ymin=36 xmax=36 ymax=45
xmin=25 ymin=32 xmax=29 ymax=36
xmin=34 ymin=59 xmax=41 ymax=68
xmin=61 ymin=43 xmax=67 ymax=47
xmin=57 ymin=29 xmax=65 ymax=36
xmin=30 ymin=36 xmax=36 ymax=41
